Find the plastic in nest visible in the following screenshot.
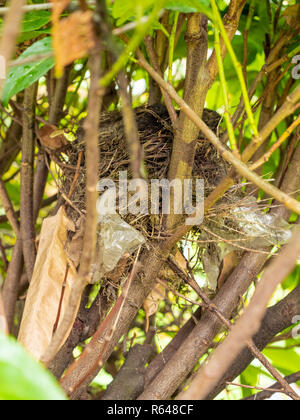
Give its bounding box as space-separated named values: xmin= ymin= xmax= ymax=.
xmin=90 ymin=189 xmax=146 ymax=282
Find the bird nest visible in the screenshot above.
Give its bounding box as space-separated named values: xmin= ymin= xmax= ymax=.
xmin=55 ymin=104 xmax=291 ymax=291
xmin=60 ymin=104 xmax=228 ymax=234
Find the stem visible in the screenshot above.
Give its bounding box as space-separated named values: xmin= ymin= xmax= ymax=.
xmin=168 ymin=12 xmax=179 ymax=84
xmin=41 ymin=3 xmax=105 ymax=364
xmin=211 ymin=0 xmax=259 ymax=138
xmin=136 ymin=52 xmax=300 ymax=216
xmin=213 ymin=24 xmax=238 ymax=153
xmin=20 ymin=83 xmax=38 ymax=282
xmin=251 ymin=115 xmax=300 ymax=171
xmin=100 ymin=1 xmax=166 ymax=87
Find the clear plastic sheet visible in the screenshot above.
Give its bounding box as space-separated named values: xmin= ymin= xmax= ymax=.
xmin=199 ymin=197 xmax=292 ymax=290
xmin=91 ymin=190 xmax=146 ymax=282
xmin=232 ymin=198 xmax=292 ymax=249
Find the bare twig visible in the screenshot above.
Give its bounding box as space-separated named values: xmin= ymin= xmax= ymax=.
xmin=60 ymin=248 xmax=142 ymax=396
xmin=135 ymin=51 xmax=300 ymax=217
xmin=117 ymin=71 xmax=145 ymax=180
xmin=0 ymin=2 xmax=54 ymax=15
xmin=41 ymin=4 xmax=104 ymax=364
xmin=167 ymin=256 xmax=298 ymax=401
xmin=251 ymin=115 xmax=300 ymax=171
xmin=0 ymin=194 xmax=58 ymax=225
xmin=179 ymin=225 xmax=300 ymax=400
xmin=2 ymin=239 xmax=23 ymax=331
xmin=228 ymin=382 xmax=290 ymax=397
xmin=20 ymin=83 xmax=38 ymax=281
xmin=0 ymin=238 xmax=8 ymax=271
xmin=0 ymin=179 xmax=20 ymax=236
xmin=144 ymin=35 xmax=178 ymax=126
xmin=243 ymin=371 xmax=300 ymax=401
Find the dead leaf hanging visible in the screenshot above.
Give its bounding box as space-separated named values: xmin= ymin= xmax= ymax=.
xmin=52 ymin=9 xmax=96 ymax=77
xmin=18 ymin=207 xmax=79 ymax=361
xmin=38 ymin=124 xmax=68 ymax=153
xmin=51 ymin=0 xmax=72 ymax=23
xmin=143 ymin=283 xmax=166 ymax=332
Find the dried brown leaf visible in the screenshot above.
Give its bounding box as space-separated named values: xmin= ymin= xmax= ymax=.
xmin=143 ymin=283 xmax=165 ymax=332
xmin=38 ymin=124 xmax=68 ymax=152
xmin=51 ymin=0 xmax=71 ymax=22
xmin=52 ymin=10 xmax=96 ymax=76
xmin=283 ymin=4 xmax=300 ymax=27
xmin=18 ymin=207 xmax=79 ymax=360
xmin=65 ymin=215 xmax=85 ymax=268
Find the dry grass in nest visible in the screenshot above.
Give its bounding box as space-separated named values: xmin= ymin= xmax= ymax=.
xmin=59 ymin=104 xmax=228 ymax=238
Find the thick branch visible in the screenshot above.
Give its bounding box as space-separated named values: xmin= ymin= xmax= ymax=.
xmin=138 ymin=139 xmax=300 ymax=400
xmin=102 ymin=344 xmax=154 ymax=400
xmin=167 ymin=13 xmax=209 ymax=229
xmin=206 ymin=285 xmax=300 ymax=400
xmin=181 ymin=227 xmax=300 ymax=400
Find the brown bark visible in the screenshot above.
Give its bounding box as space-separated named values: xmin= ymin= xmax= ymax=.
xmin=41 ymin=5 xmax=104 ymax=364
xmin=139 ymin=140 xmax=300 ymax=400
xmin=102 ymin=344 xmax=154 ymax=400
xmin=20 ymin=83 xmax=38 ymax=281
xmin=244 ymin=371 xmax=300 ymax=401
xmin=2 ymin=239 xmax=23 ymax=332
xmin=0 ymin=119 xmax=22 ymax=177
xmin=206 ymin=284 xmax=300 ymax=400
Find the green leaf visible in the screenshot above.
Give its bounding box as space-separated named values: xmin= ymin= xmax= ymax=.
xmin=166 ymin=0 xmax=213 ymax=18
xmin=0 ymin=11 xmax=51 ymax=35
xmin=18 ymin=29 xmax=51 ymax=44
xmin=22 ymin=11 xmax=52 ymax=32
xmin=112 ymin=0 xmax=157 ymax=26
xmin=240 ymin=365 xmax=261 ymax=398
xmin=282 ymin=265 xmax=300 ymax=290
xmin=0 ymin=333 xmax=66 ymax=400
xmin=2 ymin=37 xmax=54 ymax=107
xmin=263 ymin=348 xmax=300 ymax=376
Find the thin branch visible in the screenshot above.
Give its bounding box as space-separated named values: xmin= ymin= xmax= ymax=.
xmin=20 ymin=83 xmax=38 ymax=281
xmin=0 ymin=2 xmax=54 ymax=15
xmin=206 ymin=284 xmax=300 ymax=400
xmin=2 ymin=239 xmax=23 ymax=331
xmin=144 ymin=35 xmax=178 ymax=126
xmin=0 ymin=179 xmax=20 ymax=236
xmin=179 ymin=225 xmax=300 ymax=400
xmin=251 ymin=115 xmax=300 ymax=171
xmin=41 ymin=8 xmax=104 ymax=365
xmin=243 ymin=372 xmax=300 ymax=401
xmin=0 ymin=194 xmax=58 ymax=225
xmin=134 ymin=51 xmax=300 ymax=217
xmin=117 ymin=71 xmax=145 ymax=180
xmin=0 ymin=238 xmax=8 ymax=271
xmin=228 ymin=382 xmax=290 ymax=397
xmin=60 ymin=248 xmax=142 ymax=396
xmin=168 ymin=256 xmax=298 ymax=401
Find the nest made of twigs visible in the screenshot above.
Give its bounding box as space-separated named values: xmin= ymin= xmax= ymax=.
xmin=59 ymin=104 xmax=228 ymax=236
